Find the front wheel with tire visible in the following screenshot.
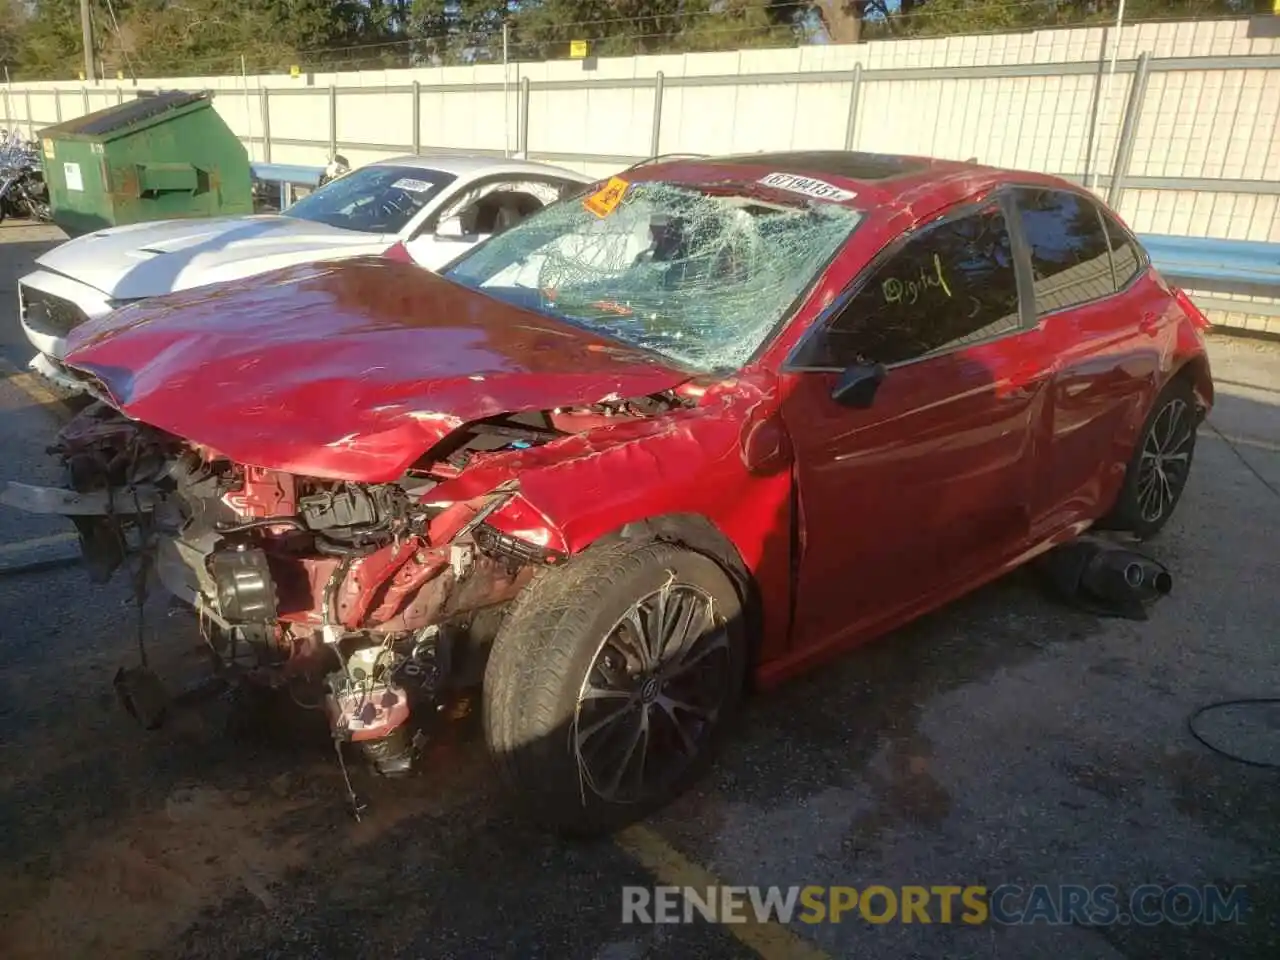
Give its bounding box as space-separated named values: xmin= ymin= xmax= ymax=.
xmin=1104 ymin=376 xmax=1198 ymax=539
xmin=482 ymin=539 xmax=748 ymax=836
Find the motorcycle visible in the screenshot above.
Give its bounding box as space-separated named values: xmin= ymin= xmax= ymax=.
xmin=0 ymin=130 xmax=51 ymax=224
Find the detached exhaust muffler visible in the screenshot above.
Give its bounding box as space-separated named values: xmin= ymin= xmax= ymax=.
xmin=1036 ymin=536 xmax=1172 ymax=621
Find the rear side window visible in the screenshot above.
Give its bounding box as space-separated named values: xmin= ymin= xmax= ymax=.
xmin=1101 ymin=210 xmax=1144 ymax=288
xmin=1013 ymin=188 xmax=1115 ymax=314
xmin=795 ymin=200 xmax=1021 ymax=368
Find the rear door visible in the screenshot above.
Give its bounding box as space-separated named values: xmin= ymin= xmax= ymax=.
xmin=1007 ymin=187 xmax=1165 ymax=536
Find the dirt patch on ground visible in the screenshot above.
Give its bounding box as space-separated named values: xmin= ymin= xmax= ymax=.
xmin=0 ymin=783 xmax=309 ymax=960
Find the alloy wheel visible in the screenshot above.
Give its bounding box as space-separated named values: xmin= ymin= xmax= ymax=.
xmin=572 ymin=579 xmax=733 ymax=804
xmin=1136 ymin=398 xmax=1193 ymax=524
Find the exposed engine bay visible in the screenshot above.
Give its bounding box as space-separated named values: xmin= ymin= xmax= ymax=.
xmin=23 ymin=391 xmax=690 ymax=815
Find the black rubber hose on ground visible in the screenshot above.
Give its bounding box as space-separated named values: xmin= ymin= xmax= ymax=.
xmin=1186 ymin=698 xmax=1280 ymax=769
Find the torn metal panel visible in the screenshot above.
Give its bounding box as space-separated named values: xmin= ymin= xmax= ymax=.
xmin=425 ymin=372 xmax=797 ymax=661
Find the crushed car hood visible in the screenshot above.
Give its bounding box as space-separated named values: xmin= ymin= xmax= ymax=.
xmin=36 ymin=214 xmax=391 ymax=300
xmin=62 ymin=258 xmax=691 ymax=482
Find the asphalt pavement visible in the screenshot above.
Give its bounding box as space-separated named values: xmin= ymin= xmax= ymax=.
xmin=0 ymin=221 xmax=1277 ymax=960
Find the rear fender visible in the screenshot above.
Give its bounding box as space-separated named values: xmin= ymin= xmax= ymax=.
xmin=1173 ymin=350 xmax=1214 ymax=414
xmin=1168 ymin=287 xmax=1214 ymax=412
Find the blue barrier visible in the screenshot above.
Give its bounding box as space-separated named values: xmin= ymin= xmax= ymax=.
xmin=250 ymin=162 xmax=325 ymax=188
xmin=250 ymin=162 xmax=326 ymax=212
xmin=1138 ymin=234 xmax=1280 ymax=294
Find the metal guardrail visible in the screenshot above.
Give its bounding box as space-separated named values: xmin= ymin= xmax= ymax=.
xmin=1140 ymin=234 xmax=1280 ymax=319
xmin=1141 ymin=235 xmax=1280 ymax=290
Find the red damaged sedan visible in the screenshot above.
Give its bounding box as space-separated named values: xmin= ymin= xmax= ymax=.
xmin=1 ymin=151 xmax=1213 ymax=833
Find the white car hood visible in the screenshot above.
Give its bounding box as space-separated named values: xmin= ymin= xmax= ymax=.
xmin=36 ymin=215 xmax=392 ymax=300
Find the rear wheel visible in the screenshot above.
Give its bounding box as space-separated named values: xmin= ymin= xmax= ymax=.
xmin=482 ymin=539 xmax=747 ymax=836
xmin=1104 ymin=376 xmax=1198 ymax=539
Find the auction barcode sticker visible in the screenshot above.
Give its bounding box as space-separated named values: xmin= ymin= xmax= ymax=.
xmin=757 ymin=172 xmax=855 ymax=203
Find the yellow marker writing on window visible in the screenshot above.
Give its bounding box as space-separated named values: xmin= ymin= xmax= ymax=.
xmin=933 ymin=253 xmax=952 ymax=297
xmin=882 ymin=253 xmax=952 ymax=305
xmin=584 ymin=176 xmax=629 ymax=218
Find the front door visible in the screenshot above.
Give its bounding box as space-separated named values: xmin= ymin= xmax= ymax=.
xmin=781 ymin=196 xmax=1050 ymax=656
xmin=404 ymin=176 xmax=582 ymax=270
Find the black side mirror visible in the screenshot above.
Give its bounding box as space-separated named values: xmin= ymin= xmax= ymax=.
xmin=831 ymin=361 xmax=886 ymax=408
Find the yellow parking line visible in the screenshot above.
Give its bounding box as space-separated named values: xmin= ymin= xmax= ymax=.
xmin=9 ymin=370 xmax=65 ymax=408
xmin=1198 ymin=427 xmax=1280 ymax=453
xmin=614 ymin=825 xmax=833 ymax=960
xmin=0 ymin=531 xmax=78 ymax=558
xmin=0 ymin=353 xmax=67 ymax=410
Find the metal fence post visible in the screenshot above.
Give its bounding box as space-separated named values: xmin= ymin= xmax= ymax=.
xmin=260 ymin=86 xmax=272 ymax=163
xmin=412 ymin=80 xmax=421 ymax=155
xmin=24 ymin=88 xmax=32 ymax=137
xmin=650 ymin=71 xmax=664 ymax=158
xmin=328 ymin=84 xmax=337 ymax=157
xmin=1107 ymin=51 xmax=1151 ymax=210
xmin=82 ymin=85 xmax=89 ymax=115
xmin=518 ymin=75 xmax=530 ymax=157
xmin=1082 ymin=27 xmax=1109 ymax=188
xmin=843 ymin=63 xmax=863 ymax=151
xmin=117 ymin=86 xmax=123 ymax=104
xmin=54 ymin=92 xmax=62 ymax=121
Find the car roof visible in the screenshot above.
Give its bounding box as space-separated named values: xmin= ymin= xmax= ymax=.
xmin=369 ymin=153 xmax=589 ymax=181
xmin=621 ymin=150 xmax=1077 ymax=213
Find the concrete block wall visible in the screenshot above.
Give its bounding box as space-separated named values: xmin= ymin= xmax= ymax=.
xmin=1 ymin=16 xmax=1277 ymax=333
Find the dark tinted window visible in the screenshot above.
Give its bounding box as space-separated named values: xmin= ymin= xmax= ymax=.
xmin=282 ymin=165 xmax=456 ymax=234
xmin=1101 ymin=210 xmax=1143 ymax=287
xmin=1014 ymin=188 xmax=1115 ymax=313
xmin=797 ymin=201 xmax=1021 ymax=368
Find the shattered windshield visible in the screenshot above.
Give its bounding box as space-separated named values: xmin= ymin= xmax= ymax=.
xmin=441 ymin=179 xmax=863 ymax=372
xmin=282 ymin=165 xmax=456 ymax=234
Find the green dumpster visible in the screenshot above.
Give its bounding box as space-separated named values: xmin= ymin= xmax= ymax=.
xmin=38 ymin=90 xmax=253 ymax=237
